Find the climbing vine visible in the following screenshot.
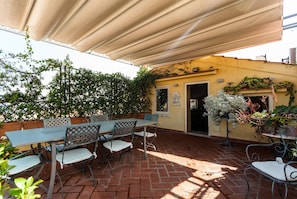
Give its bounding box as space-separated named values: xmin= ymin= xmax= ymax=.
xmin=223 ymin=76 xmax=295 ymax=106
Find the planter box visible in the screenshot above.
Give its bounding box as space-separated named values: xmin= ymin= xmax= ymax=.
xmin=0 ymin=117 xmax=88 ymax=137
xmin=23 ymin=120 xmax=44 ymax=129
xmin=0 ymin=122 xmax=22 ymax=137
xmin=71 ymin=117 xmax=88 ymax=124
xmin=117 ymin=112 xmax=146 ymax=119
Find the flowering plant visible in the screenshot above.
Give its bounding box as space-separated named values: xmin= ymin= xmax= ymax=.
xmin=236 ymin=110 xmax=270 ymax=134
xmin=203 ymin=90 xmax=248 ymax=128
xmin=236 ymin=102 xmax=297 ymax=137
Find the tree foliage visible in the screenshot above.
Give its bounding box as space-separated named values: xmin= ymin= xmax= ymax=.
xmin=0 ymin=34 xmax=157 ymax=123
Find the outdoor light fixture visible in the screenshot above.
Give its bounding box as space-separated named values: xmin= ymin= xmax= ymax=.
xmin=192 ymin=67 xmax=199 ymax=72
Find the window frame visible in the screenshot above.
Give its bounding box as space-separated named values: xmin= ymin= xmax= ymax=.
xmin=243 ymin=94 xmax=273 ymax=113
xmin=155 ymin=86 xmax=169 ymax=114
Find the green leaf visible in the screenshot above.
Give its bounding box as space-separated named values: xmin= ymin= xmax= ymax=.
xmin=14 ymin=177 xmax=26 ymax=189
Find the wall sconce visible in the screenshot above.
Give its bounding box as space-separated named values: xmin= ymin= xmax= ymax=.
xmin=192 ymin=67 xmax=199 ymax=72
xmin=173 ymin=83 xmax=178 ymax=87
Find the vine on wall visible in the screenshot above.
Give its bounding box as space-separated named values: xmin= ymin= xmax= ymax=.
xmin=223 ymin=76 xmax=296 ymax=106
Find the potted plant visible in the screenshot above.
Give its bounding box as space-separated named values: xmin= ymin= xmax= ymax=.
xmin=263 ymin=105 xmax=297 ymax=135
xmin=203 ymin=90 xmax=248 ymax=128
xmin=203 ymin=90 xmax=248 ymax=146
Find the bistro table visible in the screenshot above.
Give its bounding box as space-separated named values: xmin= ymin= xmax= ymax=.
xmin=6 ymin=118 xmax=157 ymax=199
xmin=262 ymin=132 xmax=297 ymax=142
xmin=262 ymin=132 xmax=297 ymax=157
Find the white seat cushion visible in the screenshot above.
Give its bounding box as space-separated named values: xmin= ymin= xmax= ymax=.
xmin=56 ymin=148 xmax=93 ymax=166
xmin=252 ymin=160 xmax=297 ymax=181
xmin=134 ymin=131 xmax=156 ymax=138
xmin=8 ymin=155 xmax=41 ymax=176
xmin=103 ymin=140 xmax=133 ymax=152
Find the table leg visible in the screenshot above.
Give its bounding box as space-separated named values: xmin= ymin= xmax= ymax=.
xmin=143 ymin=126 xmax=147 ymax=159
xmin=46 ymin=142 xmax=56 ymax=199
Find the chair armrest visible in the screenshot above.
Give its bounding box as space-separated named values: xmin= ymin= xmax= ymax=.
xmin=284 ymin=161 xmax=297 ymax=181
xmin=246 ymin=141 xmax=285 ymax=162
xmin=9 ymin=150 xmax=32 ymax=160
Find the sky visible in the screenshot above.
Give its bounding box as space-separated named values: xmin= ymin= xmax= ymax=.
xmin=0 ymin=0 xmax=296 ymax=80
xmin=0 ymin=30 xmax=140 ymax=79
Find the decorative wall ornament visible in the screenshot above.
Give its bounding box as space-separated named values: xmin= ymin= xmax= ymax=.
xmin=172 ymin=92 xmax=180 ymax=106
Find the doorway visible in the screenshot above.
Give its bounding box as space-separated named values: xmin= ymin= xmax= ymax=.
xmin=186 ymin=83 xmax=208 ymax=135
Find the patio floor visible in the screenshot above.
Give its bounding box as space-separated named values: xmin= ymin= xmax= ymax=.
xmin=35 ymin=129 xmax=297 ymax=199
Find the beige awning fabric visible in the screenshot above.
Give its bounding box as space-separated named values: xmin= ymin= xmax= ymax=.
xmin=0 ymin=0 xmax=283 ymax=67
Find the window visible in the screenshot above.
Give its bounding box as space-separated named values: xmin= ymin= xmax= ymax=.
xmin=156 ymin=88 xmax=168 ymax=112
xmin=244 ymin=95 xmax=272 ymax=113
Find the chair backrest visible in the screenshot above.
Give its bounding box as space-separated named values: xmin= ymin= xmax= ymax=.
xmin=43 ymin=117 xmax=71 ymax=128
xmin=89 ymin=114 xmax=109 ymax=123
xmin=144 ymin=113 xmax=159 ymax=122
xmin=63 ymin=124 xmax=101 ymax=151
xmin=112 ymin=120 xmax=137 ymax=139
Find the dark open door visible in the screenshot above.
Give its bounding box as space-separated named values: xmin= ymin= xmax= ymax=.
xmin=187 ymin=83 xmax=208 ymax=135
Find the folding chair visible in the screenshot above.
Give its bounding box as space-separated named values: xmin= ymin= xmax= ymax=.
xmin=134 ymin=113 xmax=158 ymax=150
xmin=7 ymin=149 xmax=47 ymax=192
xmin=43 ymin=117 xmax=72 ymax=152
xmin=89 ymin=114 xmax=109 ymax=122
xmin=102 ymin=120 xmax=137 ymax=173
xmin=245 ymin=141 xmax=297 ymax=199
xmin=55 ymin=124 xmax=101 ymax=196
xmin=89 ymin=114 xmax=112 ymax=141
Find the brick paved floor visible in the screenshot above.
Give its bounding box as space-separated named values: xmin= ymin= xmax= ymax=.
xmin=34 ymin=129 xmax=297 ymax=199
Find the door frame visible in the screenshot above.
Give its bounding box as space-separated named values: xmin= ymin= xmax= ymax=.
xmin=184 ymin=81 xmax=209 ymax=134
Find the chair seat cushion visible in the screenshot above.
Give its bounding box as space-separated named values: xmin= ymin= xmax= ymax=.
xmin=134 ymin=131 xmax=156 ymax=138
xmin=56 ymin=148 xmax=93 ymax=165
xmin=103 ymin=140 xmax=133 ymax=152
xmin=8 ymin=155 xmax=41 ymax=175
xmin=252 ymin=161 xmax=297 ymax=181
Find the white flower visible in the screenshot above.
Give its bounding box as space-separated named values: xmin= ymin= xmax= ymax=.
xmin=203 ymin=90 xmax=247 ymax=128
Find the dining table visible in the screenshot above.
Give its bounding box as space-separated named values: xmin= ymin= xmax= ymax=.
xmin=5 ymin=118 xmax=157 ymax=199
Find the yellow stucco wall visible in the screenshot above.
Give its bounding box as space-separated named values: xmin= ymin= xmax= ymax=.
xmin=150 ymin=55 xmax=297 ymax=142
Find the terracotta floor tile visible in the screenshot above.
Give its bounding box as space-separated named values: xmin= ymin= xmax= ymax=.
xmin=36 ymin=129 xmax=297 ymax=199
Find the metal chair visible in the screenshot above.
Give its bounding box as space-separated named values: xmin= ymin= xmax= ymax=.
xmin=89 ymin=114 xmax=109 ymax=122
xmin=6 ymin=149 xmax=47 ymax=191
xmin=244 ymin=141 xmax=297 ymax=199
xmin=89 ymin=114 xmax=112 ymax=141
xmin=43 ymin=117 xmax=72 ymax=152
xmin=134 ymin=113 xmax=158 ymax=150
xmin=44 ymin=117 xmax=72 ymax=127
xmin=55 ymin=124 xmax=101 ymax=195
xmin=102 ymin=120 xmax=137 ymax=173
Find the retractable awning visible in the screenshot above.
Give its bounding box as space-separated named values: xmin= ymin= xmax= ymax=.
xmin=0 ymin=0 xmax=283 ymax=67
